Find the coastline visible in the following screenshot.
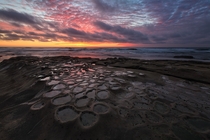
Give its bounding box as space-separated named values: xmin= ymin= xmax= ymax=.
xmin=1 ymin=47 xmax=210 ymax=63
xmin=0 ymin=56 xmax=210 ymax=139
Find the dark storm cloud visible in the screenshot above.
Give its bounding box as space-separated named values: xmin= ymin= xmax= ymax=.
xmin=61 ymin=27 xmax=127 ymax=42
xmin=10 ymin=22 xmax=23 ymax=27
xmin=94 ymin=21 xmax=150 ymax=43
xmin=0 ymin=8 xmax=59 ymax=33
xmin=150 ymin=36 xmax=167 ymax=43
xmin=0 ymin=28 xmax=68 ymax=42
xmin=0 ymin=8 xmax=38 ymax=24
xmin=140 ymin=0 xmax=210 ymax=44
xmin=62 ymin=28 xmax=86 ymax=36
xmin=0 ymin=29 xmax=11 ymax=34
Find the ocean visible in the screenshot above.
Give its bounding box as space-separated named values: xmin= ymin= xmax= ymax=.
xmin=0 ymin=47 xmax=210 ymax=62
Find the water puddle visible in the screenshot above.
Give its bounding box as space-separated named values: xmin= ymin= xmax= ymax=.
xmin=97 ymin=90 xmax=109 ymax=100
xmin=80 ymin=111 xmax=98 ymax=128
xmin=53 ymin=84 xmax=66 ymax=90
xmin=154 ymin=101 xmax=170 ymax=114
xmin=30 ymin=101 xmax=45 ymax=110
xmin=89 ymin=83 xmax=98 ymax=88
xmin=76 ymin=79 xmax=83 ymax=82
xmin=75 ymin=97 xmax=90 ymax=108
xmin=93 ymin=103 xmax=109 ymax=114
xmin=55 ymin=106 xmax=79 ymax=123
xmin=86 ymin=90 xmax=95 ymax=99
xmin=88 ymin=68 xmax=95 ymax=72
xmin=66 ymin=81 xmax=75 ymax=85
xmin=90 ymin=79 xmax=96 ymax=83
xmin=73 ymin=87 xmax=84 ymax=94
xmin=109 ymin=81 xmax=118 ymax=85
xmin=75 ymin=92 xmax=85 ymax=98
xmin=47 ymin=80 xmax=60 ymax=86
xmin=80 ymin=82 xmax=88 ymax=86
xmin=52 ymin=95 xmax=71 ymax=105
xmin=110 ymin=85 xmax=121 ymax=90
xmin=98 ymin=84 xmax=108 ymax=90
xmin=44 ymin=90 xmax=61 ymax=98
xmin=63 ymin=90 xmax=70 ymax=94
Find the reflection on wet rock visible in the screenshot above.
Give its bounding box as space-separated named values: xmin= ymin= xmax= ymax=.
xmin=40 ymin=77 xmax=50 ymax=81
xmin=53 ymin=84 xmax=66 ymax=90
xmin=30 ymin=101 xmax=45 ymax=110
xmin=47 ymin=80 xmax=60 ymax=86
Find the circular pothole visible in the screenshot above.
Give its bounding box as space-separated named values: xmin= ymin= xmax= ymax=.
xmin=79 ymin=111 xmax=98 ymax=128
xmin=97 ymin=90 xmax=109 ymax=100
xmin=53 ymin=84 xmax=66 ymax=90
xmin=44 ymin=90 xmax=61 ymax=98
xmin=75 ymin=96 xmax=91 ymax=108
xmin=52 ymin=95 xmax=71 ymax=105
xmin=93 ymin=103 xmax=109 ymax=114
xmin=73 ymin=86 xmax=84 ymax=94
xmin=55 ymin=106 xmax=79 ymax=123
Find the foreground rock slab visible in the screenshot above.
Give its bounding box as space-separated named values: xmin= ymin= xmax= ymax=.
xmin=0 ymin=56 xmax=210 ymax=140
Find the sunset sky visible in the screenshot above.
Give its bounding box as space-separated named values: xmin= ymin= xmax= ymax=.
xmin=0 ymin=0 xmax=210 ymax=47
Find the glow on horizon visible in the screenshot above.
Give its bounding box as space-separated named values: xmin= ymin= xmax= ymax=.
xmin=0 ymin=40 xmax=137 ymax=48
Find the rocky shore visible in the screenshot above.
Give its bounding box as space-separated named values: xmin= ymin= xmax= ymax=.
xmin=0 ymin=56 xmax=210 ymax=140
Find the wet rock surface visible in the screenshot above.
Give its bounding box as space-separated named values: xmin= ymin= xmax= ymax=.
xmin=0 ymin=56 xmax=210 ymax=140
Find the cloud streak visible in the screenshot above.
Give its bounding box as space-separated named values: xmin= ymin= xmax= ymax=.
xmin=0 ymin=8 xmax=38 ymax=24
xmin=94 ymin=21 xmax=149 ymax=43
